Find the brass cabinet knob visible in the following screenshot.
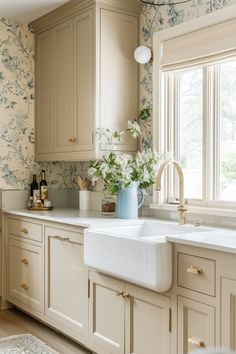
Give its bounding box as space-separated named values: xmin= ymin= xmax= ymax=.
xmin=21 ymin=283 xmax=28 ymax=290
xmin=186 ymin=266 xmax=203 ymax=275
xmin=21 ymin=258 xmax=28 ymax=265
xmin=116 ymin=291 xmax=123 ymax=297
xmin=72 ymin=137 xmax=76 ymax=143
xmin=69 ymin=138 xmax=73 ymax=142
xmin=188 ymin=337 xmax=205 ymax=348
xmin=122 ymin=291 xmax=130 ymax=299
xmin=21 ymin=228 xmax=28 ymax=235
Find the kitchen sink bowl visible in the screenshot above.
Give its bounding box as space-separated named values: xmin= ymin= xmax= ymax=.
xmin=84 ymin=220 xmax=205 ymax=292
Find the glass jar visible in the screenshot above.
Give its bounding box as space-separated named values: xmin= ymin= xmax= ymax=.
xmin=101 ymin=193 xmax=116 ymax=216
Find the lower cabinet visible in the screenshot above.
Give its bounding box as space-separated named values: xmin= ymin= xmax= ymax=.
xmin=45 ymin=226 xmax=88 ymax=339
xmin=178 ymin=296 xmax=215 ymax=354
xmin=8 ymin=237 xmax=44 ymax=312
xmin=89 ymin=271 xmax=171 ymax=354
xmin=221 ymin=277 xmax=236 ymax=350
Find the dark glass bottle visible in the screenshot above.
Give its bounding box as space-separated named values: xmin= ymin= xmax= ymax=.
xmin=40 ymin=170 xmax=48 ymax=202
xmin=30 ymin=174 xmax=38 ymax=197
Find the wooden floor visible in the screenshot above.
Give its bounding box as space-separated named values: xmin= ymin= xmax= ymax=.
xmin=0 ymin=308 xmax=91 ymax=354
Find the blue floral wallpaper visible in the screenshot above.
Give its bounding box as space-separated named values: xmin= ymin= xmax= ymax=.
xmin=140 ymin=0 xmax=236 ymax=149
xmin=0 ymin=19 xmax=88 ymax=190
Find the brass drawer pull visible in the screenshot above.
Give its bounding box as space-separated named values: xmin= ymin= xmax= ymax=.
xmin=116 ymin=291 xmax=123 ymax=297
xmin=122 ymin=291 xmax=130 ymax=299
xmin=21 ymin=283 xmax=28 ymax=290
xmin=51 ymin=235 xmax=71 ymax=242
xmin=186 ymin=266 xmax=203 ymax=275
xmin=188 ymin=337 xmax=205 ymax=348
xmin=21 ymin=258 xmax=28 ymax=265
xmin=21 ymin=228 xmax=28 ymax=235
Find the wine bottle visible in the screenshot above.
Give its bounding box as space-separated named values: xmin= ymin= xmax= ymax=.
xmin=40 ymin=170 xmax=48 ymax=202
xmin=30 ymin=174 xmax=39 ymax=205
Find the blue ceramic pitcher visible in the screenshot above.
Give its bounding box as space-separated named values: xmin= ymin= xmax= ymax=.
xmin=117 ymin=181 xmax=144 ymax=219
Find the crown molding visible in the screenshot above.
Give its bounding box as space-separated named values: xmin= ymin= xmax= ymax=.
xmin=30 ymin=0 xmax=142 ymax=33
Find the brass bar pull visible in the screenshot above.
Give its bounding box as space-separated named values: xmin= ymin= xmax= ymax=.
xmin=116 ymin=291 xmax=123 ymax=297
xmin=122 ymin=291 xmax=130 ymax=299
xmin=51 ymin=236 xmax=70 ymax=242
xmin=186 ymin=266 xmax=203 ymax=275
xmin=188 ymin=337 xmax=205 ymax=348
xmin=21 ymin=228 xmax=28 ymax=235
xmin=21 ymin=283 xmax=28 ymax=290
xmin=21 ymin=258 xmax=28 ymax=265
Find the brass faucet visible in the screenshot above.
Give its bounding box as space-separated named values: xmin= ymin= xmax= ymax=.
xmin=156 ymin=160 xmax=187 ymax=225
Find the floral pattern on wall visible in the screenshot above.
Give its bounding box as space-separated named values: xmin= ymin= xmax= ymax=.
xmin=140 ymin=0 xmax=236 ymax=149
xmin=0 ymin=18 xmax=87 ymax=190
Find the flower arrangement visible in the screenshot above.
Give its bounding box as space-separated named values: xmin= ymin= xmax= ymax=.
xmin=88 ymin=110 xmax=162 ymax=194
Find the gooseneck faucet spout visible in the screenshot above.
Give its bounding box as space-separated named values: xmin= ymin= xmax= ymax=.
xmin=156 ymin=160 xmax=187 ymax=225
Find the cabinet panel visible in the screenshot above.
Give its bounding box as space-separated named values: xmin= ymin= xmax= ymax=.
xmin=125 ymin=284 xmax=170 ymax=354
xmin=89 ymin=271 xmax=125 ymax=354
xmin=221 ymin=277 xmax=236 ymax=350
xmin=45 ymin=226 xmax=87 ymax=338
xmin=36 ymin=31 xmax=53 ymax=154
xmin=74 ymin=10 xmax=94 ymax=152
xmin=178 ymin=296 xmax=215 ymax=354
xmin=53 ymin=20 xmax=74 ymax=153
xmin=8 ymin=217 xmax=42 ymax=243
xmin=100 ymin=9 xmax=138 ymax=152
xmin=8 ymin=238 xmax=44 ymax=312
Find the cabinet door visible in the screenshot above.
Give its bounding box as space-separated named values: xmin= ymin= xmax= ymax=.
xmin=89 ymin=271 xmax=125 ymax=354
xmin=8 ymin=238 xmax=44 ymax=312
xmin=221 ymin=277 xmax=236 ymax=350
xmin=178 ymin=296 xmax=215 ymax=354
xmin=45 ymin=227 xmax=88 ymax=338
xmin=125 ymin=284 xmax=171 ymax=354
xmin=36 ymin=30 xmax=53 ymax=154
xmin=74 ymin=10 xmax=94 ymax=152
xmin=100 ymin=9 xmax=138 ymax=152
xmin=53 ymin=20 xmax=74 ymax=153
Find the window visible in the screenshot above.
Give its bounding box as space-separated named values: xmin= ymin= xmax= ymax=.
xmin=153 ymin=5 xmax=236 ymax=210
xmin=161 ymin=59 xmax=236 ymax=206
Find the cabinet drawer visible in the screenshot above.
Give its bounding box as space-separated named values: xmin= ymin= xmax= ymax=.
xmin=177 ymin=253 xmax=215 ymax=296
xmin=8 ymin=238 xmax=44 ymax=312
xmin=8 ymin=217 xmax=42 ymax=242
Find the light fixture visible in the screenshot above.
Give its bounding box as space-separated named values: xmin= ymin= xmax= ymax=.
xmin=134 ymin=46 xmax=152 ymax=64
xmin=140 ymin=0 xmax=191 ymax=6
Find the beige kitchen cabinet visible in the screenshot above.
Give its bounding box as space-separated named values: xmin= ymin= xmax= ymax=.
xmin=221 ymin=277 xmax=236 ymax=350
xmin=45 ymin=226 xmax=88 ymax=339
xmin=89 ymin=271 xmax=171 ymax=354
xmin=7 ymin=237 xmax=44 ymax=313
xmin=178 ymin=296 xmax=215 ymax=354
xmin=31 ymin=0 xmax=140 ymax=161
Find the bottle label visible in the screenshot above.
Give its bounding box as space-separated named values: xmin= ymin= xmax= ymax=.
xmin=40 ymin=186 xmax=48 ymax=200
xmin=33 ymin=190 xmax=40 ymax=205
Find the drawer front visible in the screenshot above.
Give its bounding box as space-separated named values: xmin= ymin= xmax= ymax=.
xmin=8 ymin=217 xmax=42 ymax=242
xmin=45 ymin=226 xmax=84 ymax=245
xmin=177 ymin=252 xmax=216 ymax=296
xmin=8 ymin=238 xmax=44 ymax=312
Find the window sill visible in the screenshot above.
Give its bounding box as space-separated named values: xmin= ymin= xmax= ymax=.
xmin=149 ymin=203 xmax=236 ymax=218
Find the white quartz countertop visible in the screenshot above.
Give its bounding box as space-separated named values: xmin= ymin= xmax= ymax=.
xmin=3 ymin=208 xmax=236 ymax=253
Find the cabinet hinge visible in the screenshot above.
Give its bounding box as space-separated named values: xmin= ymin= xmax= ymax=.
xmin=169 ymin=308 xmax=172 ymax=333
xmin=88 ymin=279 xmax=90 ymax=299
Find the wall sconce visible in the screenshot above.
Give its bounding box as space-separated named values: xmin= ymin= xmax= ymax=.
xmin=134 ymin=46 xmax=152 ymax=64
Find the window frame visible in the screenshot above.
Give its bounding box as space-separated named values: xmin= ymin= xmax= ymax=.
xmin=152 ymin=5 xmax=236 ymax=214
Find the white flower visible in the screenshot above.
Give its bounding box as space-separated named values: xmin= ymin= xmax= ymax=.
xmin=127 ymin=120 xmax=141 ymax=138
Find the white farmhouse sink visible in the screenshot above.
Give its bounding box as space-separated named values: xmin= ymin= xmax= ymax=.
xmin=84 ymin=220 xmax=205 ymax=292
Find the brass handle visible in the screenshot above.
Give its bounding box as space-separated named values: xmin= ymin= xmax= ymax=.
xmin=21 ymin=228 xmax=28 ymax=235
xmin=69 ymin=138 xmax=73 ymax=142
xmin=186 ymin=266 xmax=203 ymax=275
xmin=51 ymin=235 xmax=71 ymax=242
xmin=188 ymin=337 xmax=205 ymax=348
xmin=122 ymin=291 xmax=130 ymax=299
xmin=21 ymin=283 xmax=28 ymax=290
xmin=116 ymin=291 xmax=123 ymax=297
xmin=21 ymin=258 xmax=28 ymax=265
xmin=72 ymin=137 xmax=76 ymax=143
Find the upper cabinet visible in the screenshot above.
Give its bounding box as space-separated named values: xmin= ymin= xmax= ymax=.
xmin=31 ymin=0 xmax=141 ymax=161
